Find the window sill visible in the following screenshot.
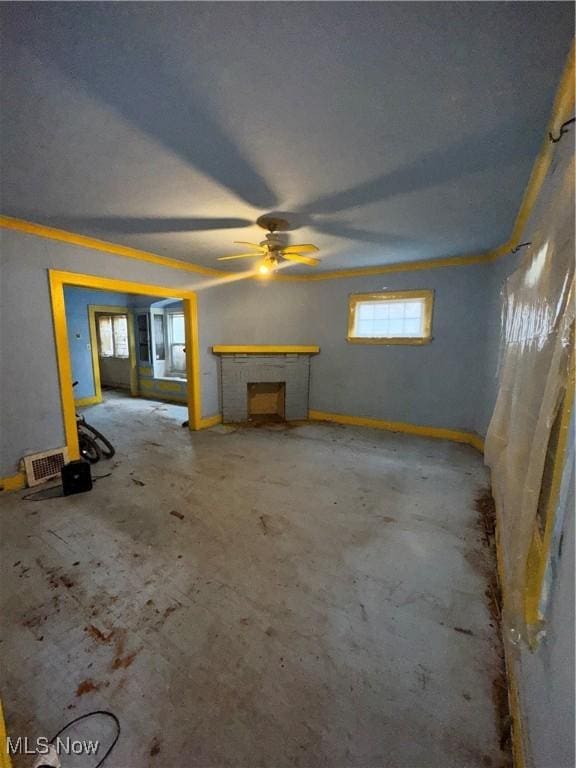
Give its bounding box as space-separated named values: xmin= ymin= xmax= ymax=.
xmin=346 ymin=336 xmax=432 ymax=346
xmin=156 ymin=374 xmax=187 ymax=382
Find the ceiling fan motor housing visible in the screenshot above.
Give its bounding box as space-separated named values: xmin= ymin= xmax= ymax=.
xmin=262 ymin=232 xmax=283 ymax=251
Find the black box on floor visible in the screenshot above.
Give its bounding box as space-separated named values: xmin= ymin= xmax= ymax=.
xmin=61 ymin=460 xmax=93 ymax=496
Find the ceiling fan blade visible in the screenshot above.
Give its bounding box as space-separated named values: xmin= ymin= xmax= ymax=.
xmin=217 ymin=253 xmax=263 ymax=261
xmin=282 ymin=244 xmax=319 ymax=254
xmin=282 ymin=253 xmax=320 ymax=266
xmin=233 ymin=241 xmax=266 ymax=251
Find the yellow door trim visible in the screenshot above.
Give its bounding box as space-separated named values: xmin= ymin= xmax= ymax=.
xmin=87 ymin=304 xmax=139 ymax=401
xmin=509 ymin=41 xmax=575 ymax=248
xmin=49 ymin=270 xmax=202 ymax=461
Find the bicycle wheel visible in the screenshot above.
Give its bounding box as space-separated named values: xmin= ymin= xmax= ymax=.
xmin=78 ymin=432 xmax=101 ymax=463
xmin=82 ymin=422 xmax=116 ymax=459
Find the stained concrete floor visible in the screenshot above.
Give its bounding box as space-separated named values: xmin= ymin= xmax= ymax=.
xmin=1 ymin=392 xmax=507 ymax=767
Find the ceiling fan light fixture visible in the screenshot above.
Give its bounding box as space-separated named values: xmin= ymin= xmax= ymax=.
xmin=218 ymin=218 xmax=319 ymax=271
xmin=259 ymin=254 xmax=278 ymax=275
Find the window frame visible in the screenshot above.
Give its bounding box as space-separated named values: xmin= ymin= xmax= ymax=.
xmin=166 ymin=310 xmax=187 ymax=376
xmin=97 ymin=312 xmax=130 ymax=359
xmin=347 ymin=289 xmax=434 ymax=345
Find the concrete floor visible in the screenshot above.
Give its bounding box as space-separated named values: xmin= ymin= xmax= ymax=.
xmin=1 ymin=392 xmax=507 ymax=767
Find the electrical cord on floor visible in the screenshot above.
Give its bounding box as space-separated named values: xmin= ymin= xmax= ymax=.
xmin=48 ymin=710 xmax=120 ymax=768
xmin=21 ymin=474 xmax=112 ymax=502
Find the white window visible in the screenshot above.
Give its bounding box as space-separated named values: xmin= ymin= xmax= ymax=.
xmin=98 ymin=314 xmax=129 ymax=358
xmin=348 ymin=290 xmax=433 ymax=344
xmin=167 ymin=312 xmax=186 ymax=374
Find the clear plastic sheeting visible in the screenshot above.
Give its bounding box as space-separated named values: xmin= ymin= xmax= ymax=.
xmin=485 ymin=154 xmax=575 ymax=646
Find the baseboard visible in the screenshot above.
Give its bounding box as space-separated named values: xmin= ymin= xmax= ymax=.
xmin=74 ymin=395 xmax=102 ymax=407
xmin=308 ymin=410 xmax=485 ymax=452
xmin=0 ymin=471 xmax=26 ymax=492
xmin=199 ymin=414 xmax=223 ymax=429
xmin=192 ymin=410 xmax=485 ymax=450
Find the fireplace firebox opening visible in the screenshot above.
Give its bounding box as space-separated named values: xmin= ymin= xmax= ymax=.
xmin=247 ymin=382 xmax=286 ymax=422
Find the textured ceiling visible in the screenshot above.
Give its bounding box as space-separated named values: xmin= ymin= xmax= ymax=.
xmin=0 ymin=2 xmax=573 ymax=272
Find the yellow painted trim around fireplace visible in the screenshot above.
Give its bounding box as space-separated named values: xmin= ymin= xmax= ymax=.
xmin=212 ymin=345 xmax=320 ymax=354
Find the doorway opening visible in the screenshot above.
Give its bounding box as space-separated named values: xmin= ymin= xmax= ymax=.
xmin=50 ymin=270 xmax=201 ymax=462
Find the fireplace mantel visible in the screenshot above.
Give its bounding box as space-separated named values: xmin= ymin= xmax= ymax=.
xmin=212 ymin=345 xmax=319 ymax=355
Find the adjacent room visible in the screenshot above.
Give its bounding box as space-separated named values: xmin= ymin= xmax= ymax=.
xmin=0 ymin=3 xmax=574 ymax=768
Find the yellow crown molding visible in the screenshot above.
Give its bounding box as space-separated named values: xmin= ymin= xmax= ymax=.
xmin=309 ymin=410 xmax=484 ymax=452
xmin=274 ymin=249 xmax=500 ymax=282
xmin=0 ymin=215 xmax=223 ymax=278
xmin=1 ymin=211 xmax=502 ymax=280
xmin=508 ymin=39 xmax=575 ymax=248
xmin=212 ymin=345 xmax=320 ymax=354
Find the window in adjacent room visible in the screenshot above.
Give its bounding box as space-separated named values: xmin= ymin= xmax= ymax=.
xmin=98 ymin=314 xmax=129 ymax=358
xmin=347 ymin=290 xmax=434 ymax=344
xmin=167 ymin=311 xmax=186 ymax=374
xmin=153 ymin=313 xmax=166 ymax=361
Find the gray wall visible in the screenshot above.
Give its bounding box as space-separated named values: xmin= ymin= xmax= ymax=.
xmin=477 ymin=251 xmax=523 ymax=435
xmin=0 ymin=230 xmax=212 ymax=476
xmin=202 ymin=264 xmax=498 ymax=434
xmin=0 ymin=225 xmax=516 ymax=476
xmin=197 ymin=280 xmax=311 ymax=420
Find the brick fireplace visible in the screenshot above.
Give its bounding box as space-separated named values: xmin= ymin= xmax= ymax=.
xmin=212 ymin=346 xmax=319 ymax=423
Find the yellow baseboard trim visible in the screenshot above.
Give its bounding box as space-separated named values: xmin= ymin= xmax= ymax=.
xmin=0 ymin=471 xmax=26 ymax=492
xmin=199 ymin=414 xmax=223 ymax=429
xmin=74 ymin=395 xmax=102 ymax=407
xmin=308 ymin=410 xmax=484 ymax=451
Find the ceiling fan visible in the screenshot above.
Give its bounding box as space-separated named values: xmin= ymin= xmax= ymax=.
xmin=217 ymin=216 xmax=320 ymax=273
